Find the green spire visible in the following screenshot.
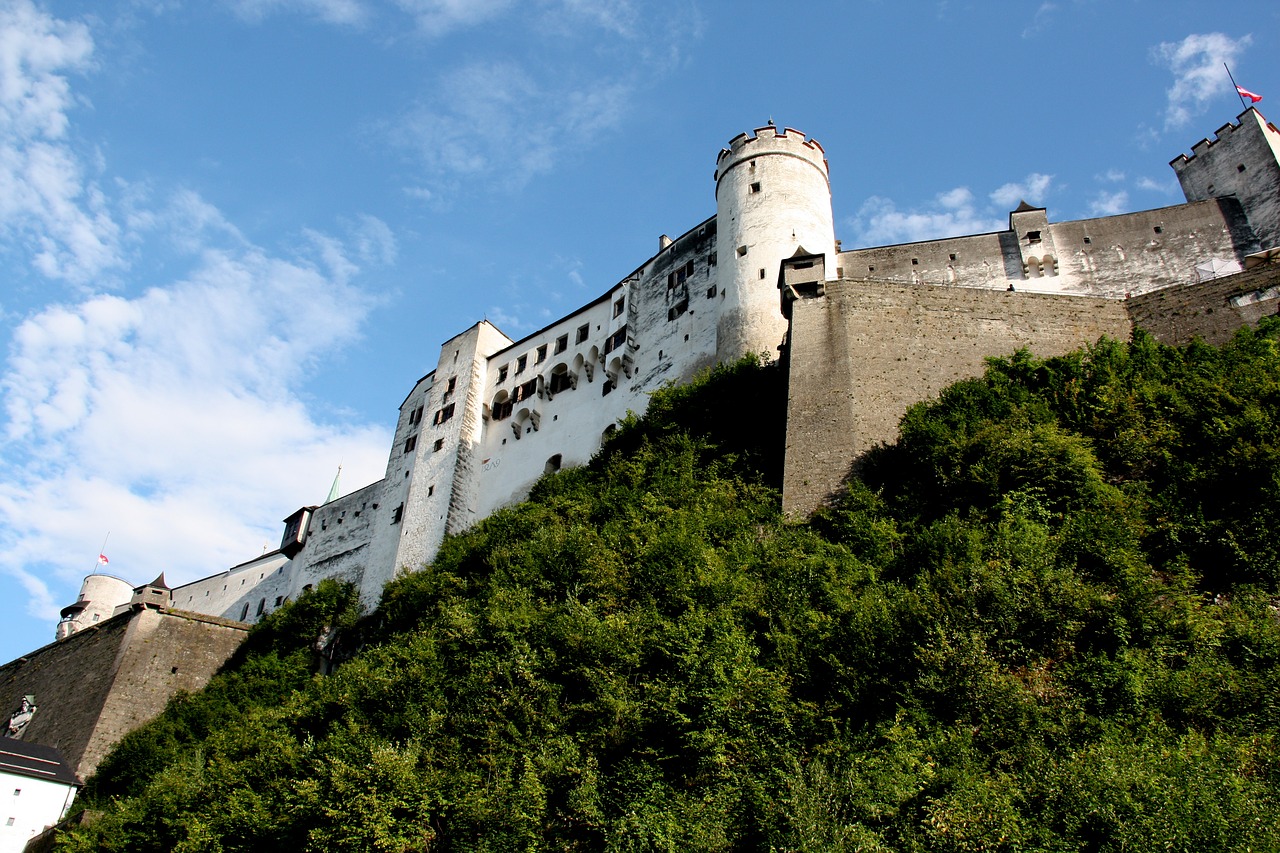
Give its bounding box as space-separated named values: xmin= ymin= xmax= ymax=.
xmin=325 ymin=465 xmax=342 ymax=504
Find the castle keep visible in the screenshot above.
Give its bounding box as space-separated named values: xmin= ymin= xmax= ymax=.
xmin=5 ymin=109 xmax=1280 ymax=780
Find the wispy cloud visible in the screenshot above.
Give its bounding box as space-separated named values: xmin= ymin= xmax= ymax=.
xmin=990 ymin=173 xmax=1053 ymax=209
xmin=1022 ymin=2 xmax=1056 ymax=38
xmin=0 ymin=0 xmax=122 ymax=285
xmin=0 ymin=2 xmax=391 ymax=622
xmin=1088 ymin=190 xmax=1129 ymax=216
xmin=392 ymin=0 xmax=513 ymax=36
xmin=847 ymin=187 xmax=1005 ymax=246
xmin=1154 ymin=32 xmax=1251 ymax=129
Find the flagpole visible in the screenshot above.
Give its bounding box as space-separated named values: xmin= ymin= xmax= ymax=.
xmin=1225 ymin=63 xmax=1248 ymax=111
xmin=94 ymin=531 xmax=110 ymax=573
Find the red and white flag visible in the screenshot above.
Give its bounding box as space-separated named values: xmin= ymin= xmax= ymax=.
xmin=1237 ymin=85 xmax=1263 ymax=104
xmin=97 ymin=553 xmax=109 ymax=565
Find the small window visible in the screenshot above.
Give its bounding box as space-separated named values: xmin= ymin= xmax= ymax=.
xmin=545 ymin=454 xmax=562 ymax=473
xmin=749 ymin=181 xmax=761 ymax=193
xmin=497 ymin=365 xmax=508 ymax=383
xmin=1153 ymin=226 xmax=1163 ymax=234
xmin=668 ymin=300 xmax=688 ymax=321
xmin=737 ymin=245 xmax=747 ymax=257
xmin=427 ymin=485 xmax=434 ymax=496
xmin=256 ymin=598 xmax=266 ymax=616
xmin=275 ymin=596 xmax=283 ymax=606
xmin=707 ymin=285 xmax=717 ymax=298
xmin=613 ymin=297 xmax=625 ymax=318
xmin=949 ymin=253 xmax=957 ymax=261
xmin=1026 ymin=230 xmax=1042 ymax=243
xmin=911 ymin=258 xmax=919 ymax=265
xmin=759 ymin=268 xmax=766 ymax=279
xmin=554 ymin=334 xmax=568 ymax=354
xmin=602 ymin=377 xmax=614 ymax=396
xmin=6 ymin=817 xmax=14 ymax=826
xmin=1083 ymin=236 xmax=1092 ymax=244
xmin=604 ymin=327 xmax=628 ymax=354
xmin=576 ymin=323 xmax=589 ymax=344
xmin=433 ymin=438 xmax=444 ymax=452
xmin=446 ymin=376 xmax=457 ymax=396
xmin=404 ymin=435 xmax=417 ymax=454
xmin=13 ymin=788 xmax=21 ymax=796
xmin=516 ymin=355 xmax=527 ymax=374
xmin=1237 ymin=164 xmax=1246 ymax=173
xmin=869 ymin=265 xmax=875 ymax=272
xmin=536 ymin=344 xmax=547 ymax=363
xmin=392 ymin=503 xmax=404 ymax=524
xmin=433 ymin=403 xmax=455 ymax=425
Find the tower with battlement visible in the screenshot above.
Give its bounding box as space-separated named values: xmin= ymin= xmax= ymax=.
xmin=714 ymin=123 xmax=835 ymax=362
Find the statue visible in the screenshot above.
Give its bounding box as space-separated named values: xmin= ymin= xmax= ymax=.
xmin=5 ymin=695 xmax=37 ymax=739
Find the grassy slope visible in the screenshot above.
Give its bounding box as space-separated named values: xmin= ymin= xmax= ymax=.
xmin=61 ymin=335 xmax=1280 ymax=851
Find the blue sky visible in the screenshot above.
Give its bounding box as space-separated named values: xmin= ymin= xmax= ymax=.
xmin=0 ymin=0 xmax=1276 ymax=664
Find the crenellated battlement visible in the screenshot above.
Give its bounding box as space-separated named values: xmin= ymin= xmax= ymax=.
xmin=1170 ymin=108 xmax=1280 ymax=168
xmin=714 ymin=123 xmax=829 ymax=185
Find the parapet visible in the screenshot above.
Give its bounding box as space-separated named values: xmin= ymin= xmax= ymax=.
xmin=714 ymin=123 xmax=829 ymax=186
xmin=1170 ymin=108 xmax=1279 ymax=170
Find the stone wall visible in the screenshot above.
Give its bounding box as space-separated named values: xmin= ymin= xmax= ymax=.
xmin=782 ymin=281 xmax=1132 ymax=517
xmin=1126 ymin=261 xmax=1280 ymax=346
xmin=0 ymin=608 xmax=248 ymax=780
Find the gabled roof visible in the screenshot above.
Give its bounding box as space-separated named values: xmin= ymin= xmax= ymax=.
xmin=0 ymin=738 xmax=80 ymax=786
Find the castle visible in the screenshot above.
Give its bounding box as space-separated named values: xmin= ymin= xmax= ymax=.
xmin=5 ymin=108 xmax=1280 ymax=781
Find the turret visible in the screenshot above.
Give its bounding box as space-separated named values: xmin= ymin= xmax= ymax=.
xmin=56 ymin=574 xmax=133 ymax=640
xmin=714 ymin=123 xmax=835 ymax=362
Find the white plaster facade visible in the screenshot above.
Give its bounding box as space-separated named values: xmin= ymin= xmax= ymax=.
xmin=53 ymin=109 xmax=1280 ymax=633
xmin=0 ymin=741 xmax=78 ymax=853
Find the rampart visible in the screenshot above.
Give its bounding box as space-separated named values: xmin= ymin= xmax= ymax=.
xmin=0 ymin=607 xmax=248 ymax=780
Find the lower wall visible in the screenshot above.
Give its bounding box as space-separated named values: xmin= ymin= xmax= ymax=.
xmin=0 ymin=608 xmax=248 ymax=781
xmin=1126 ymin=261 xmax=1280 ymax=346
xmin=782 ymin=282 xmax=1132 ymax=517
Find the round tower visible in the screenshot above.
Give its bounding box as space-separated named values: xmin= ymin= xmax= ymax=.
xmin=56 ymin=573 xmax=133 ymax=640
xmin=714 ymin=123 xmax=835 ymax=363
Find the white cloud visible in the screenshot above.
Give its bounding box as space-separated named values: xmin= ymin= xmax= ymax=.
xmin=396 ymin=61 xmax=632 ymax=189
xmin=847 ymin=187 xmax=1005 ymax=246
xmin=1021 ymin=2 xmax=1056 ymax=38
xmin=1088 ymin=190 xmax=1129 ymax=216
xmin=1136 ymin=176 xmax=1176 ymax=194
xmin=0 ymin=200 xmax=391 ymax=618
xmin=990 ymin=173 xmax=1053 ymax=209
xmin=1154 ymin=32 xmax=1251 ymax=129
xmin=0 ymin=0 xmax=122 ymax=284
xmin=392 ymin=0 xmax=513 ymax=35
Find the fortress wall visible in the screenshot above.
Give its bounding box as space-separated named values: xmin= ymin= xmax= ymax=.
xmin=171 ymin=551 xmax=290 ymax=623
xmin=1174 ymin=109 xmax=1280 ymax=251
xmin=782 ymin=281 xmax=1131 ymax=518
xmin=1126 ymin=261 xmax=1280 ymax=346
xmin=84 ymin=609 xmax=248 ymax=779
xmin=0 ymin=615 xmax=132 ymax=779
xmin=838 ymin=231 xmax=1013 ymax=290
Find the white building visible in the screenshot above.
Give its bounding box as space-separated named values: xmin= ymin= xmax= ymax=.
xmin=0 ymin=739 xmax=78 ymax=853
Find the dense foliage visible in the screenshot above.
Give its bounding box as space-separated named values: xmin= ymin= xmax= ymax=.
xmin=60 ymin=335 xmax=1280 ymax=851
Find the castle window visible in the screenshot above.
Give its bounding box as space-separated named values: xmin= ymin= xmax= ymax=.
xmin=256 ymin=598 xmax=266 ymax=617
xmin=668 ymin=299 xmax=688 ymax=321
xmin=868 ymin=265 xmax=875 ymax=272
xmin=709 ymin=252 xmax=717 ymax=265
xmin=1153 ymin=226 xmax=1163 ymax=234
xmin=750 ymin=182 xmax=761 ymax=193
xmin=911 ymin=258 xmax=919 ymax=265
xmin=536 ymin=344 xmax=548 ymax=363
xmin=514 ymin=378 xmax=538 ymax=403
xmin=428 ymin=485 xmax=434 ymax=496
xmin=433 ymin=403 xmax=455 ymax=425
xmin=240 ymin=603 xmax=250 ymax=620
xmin=498 ymin=365 xmax=508 ymax=383
xmin=408 ymin=405 xmax=423 ymax=425
xmin=613 ymin=297 xmax=625 ymax=317
xmin=444 ymin=376 xmax=457 ymax=398
xmin=392 ymin=504 xmax=404 ymax=524
xmin=492 ymin=391 xmax=513 ymax=421
xmin=604 ymin=326 xmax=628 ymax=354
xmin=949 ymin=253 xmax=957 ymax=261
xmin=759 ymin=268 xmax=766 ymax=279
xmin=433 ymin=438 xmax=444 ymax=452
xmin=602 ymin=377 xmax=614 ymax=396
xmin=707 ymin=285 xmax=717 ymax=298
xmin=1026 ymin=231 xmax=1042 ymax=244
xmin=576 ymin=323 xmax=589 ymax=344
xmin=1083 ymin=236 xmax=1092 ymax=244
xmin=516 ymin=355 xmax=527 ymax=374
xmin=275 ymin=596 xmax=283 ymax=607
xmin=554 ymin=334 xmax=568 ymax=354
xmin=545 ymin=454 xmax=562 ymax=473
xmin=549 ymin=365 xmax=574 ymax=394
xmin=403 ymin=435 xmax=417 ymax=454
xmin=737 ymin=245 xmax=747 ymax=257
xmin=1238 ymin=164 xmax=1246 ymax=172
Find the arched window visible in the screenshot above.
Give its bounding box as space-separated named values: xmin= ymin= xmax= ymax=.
xmin=491 ymin=390 xmax=513 ymax=421
xmin=548 ymin=363 xmax=574 ymax=395
xmin=545 ymin=454 xmax=562 ymax=474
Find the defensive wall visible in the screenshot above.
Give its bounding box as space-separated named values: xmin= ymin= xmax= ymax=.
xmin=0 ymin=606 xmax=248 ymax=780
xmin=781 ymin=258 xmax=1280 ymax=517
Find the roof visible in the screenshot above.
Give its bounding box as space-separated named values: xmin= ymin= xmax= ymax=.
xmin=0 ymin=738 xmax=80 ymax=786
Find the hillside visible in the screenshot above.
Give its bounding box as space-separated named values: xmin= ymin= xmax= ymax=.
xmin=58 ymin=332 xmax=1280 ymax=852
